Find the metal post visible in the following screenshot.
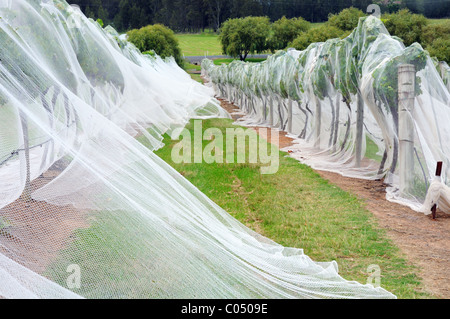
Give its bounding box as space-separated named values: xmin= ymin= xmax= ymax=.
xmin=398 ymin=64 xmax=416 ymax=195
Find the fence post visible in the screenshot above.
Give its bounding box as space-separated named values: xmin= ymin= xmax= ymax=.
xmin=431 ymin=161 xmax=443 ymax=220
xmin=398 ymin=64 xmax=416 ymax=195
xmin=269 ymin=94 xmax=274 ymax=126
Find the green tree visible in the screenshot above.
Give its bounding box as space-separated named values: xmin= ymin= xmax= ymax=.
xmin=219 ymin=16 xmax=270 ymax=61
xmin=426 ymin=38 xmax=450 ymax=64
xmin=127 ymin=24 xmax=184 ymax=66
xmin=421 ymin=22 xmax=450 ymax=47
xmin=268 ymin=16 xmax=310 ymax=52
xmin=420 ymin=21 xmax=450 ymax=63
xmin=382 ymin=9 xmax=428 ymax=47
xmin=290 ymin=25 xmax=348 ymax=51
xmin=328 ymin=7 xmax=366 ymax=31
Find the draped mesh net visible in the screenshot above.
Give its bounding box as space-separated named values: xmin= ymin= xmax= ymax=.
xmin=202 ymin=16 xmax=450 ymax=215
xmin=0 ymin=0 xmax=396 ymax=299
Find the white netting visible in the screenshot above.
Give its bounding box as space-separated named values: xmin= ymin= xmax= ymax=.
xmin=202 ymin=16 xmax=450 ymax=215
xmin=0 ymin=0 xmax=395 ymax=299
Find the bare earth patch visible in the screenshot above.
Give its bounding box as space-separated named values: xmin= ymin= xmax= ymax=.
xmin=0 ymin=166 xmax=89 ymax=275
xmin=219 ymin=97 xmax=450 ymax=299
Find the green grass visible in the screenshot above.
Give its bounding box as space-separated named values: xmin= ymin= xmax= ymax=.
xmin=175 ymin=33 xmax=222 ymax=56
xmin=184 ymin=61 xmax=202 ymax=71
xmin=43 ymin=118 xmax=433 ymax=298
xmin=183 ymin=61 xmax=203 ymax=82
xmin=150 ymin=118 xmax=433 ymax=299
xmin=189 ymin=73 xmax=203 ymax=83
xmin=311 ymin=22 xmax=326 ymax=28
xmin=213 ymin=58 xmax=267 ymax=65
xmin=175 ymin=32 xmax=270 ymax=58
xmin=365 ymin=136 xmax=383 ymax=162
xmin=45 ymin=209 xmax=174 ymax=298
xmin=184 ymin=58 xmax=267 ymax=82
xmin=427 ymin=18 xmax=450 ymax=25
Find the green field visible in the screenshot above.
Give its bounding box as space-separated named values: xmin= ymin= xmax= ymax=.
xmin=175 ymin=33 xmax=222 ymax=56
xmin=149 ymin=118 xmax=433 ymax=299
xmin=212 ymin=58 xmax=267 ymax=65
xmin=427 ymin=18 xmax=450 ymax=25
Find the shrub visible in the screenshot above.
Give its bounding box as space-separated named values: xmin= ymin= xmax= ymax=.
xmin=382 ymin=9 xmax=428 ymax=47
xmin=219 ymin=16 xmax=271 ymax=61
xmin=290 ymin=25 xmax=348 ymax=51
xmin=268 ymin=16 xmax=310 ymax=52
xmin=421 ymin=21 xmax=450 ymax=47
xmin=127 ymin=24 xmax=183 ymax=67
xmin=328 ymin=7 xmax=366 ymax=31
xmin=426 ymin=38 xmax=450 ymax=63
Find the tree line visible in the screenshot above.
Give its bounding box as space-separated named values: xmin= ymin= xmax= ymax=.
xmin=124 ymin=7 xmax=448 ymax=68
xmin=218 ymin=8 xmax=449 ymax=63
xmin=67 ymin=0 xmax=449 ymax=33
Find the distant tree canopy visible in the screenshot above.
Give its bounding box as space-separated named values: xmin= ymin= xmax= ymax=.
xmin=219 ymin=17 xmax=271 ymax=61
xmin=70 ymin=1 xmax=449 ymax=63
xmin=382 ymin=9 xmax=450 ymax=63
xmin=382 ymin=9 xmax=429 ymax=47
xmin=268 ymin=16 xmax=311 ymax=52
xmin=290 ymin=25 xmax=349 ymax=51
xmin=127 ymin=24 xmax=183 ymax=66
xmin=328 ymin=7 xmax=366 ymax=31
xmin=67 ymin=0 xmax=450 ymax=33
xmin=421 ymin=20 xmax=450 ymax=63
xmin=218 ymin=6 xmax=449 ymax=63
xmin=290 ymin=8 xmax=363 ymax=51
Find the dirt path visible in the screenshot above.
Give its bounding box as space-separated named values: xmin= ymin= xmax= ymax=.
xmin=219 ymin=98 xmax=450 ymax=299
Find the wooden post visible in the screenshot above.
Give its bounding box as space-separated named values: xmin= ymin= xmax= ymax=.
xmin=398 ymin=64 xmax=416 ymax=195
xmin=431 ymin=161 xmax=443 ymax=220
xmin=355 ymin=92 xmax=364 ymax=167
xmin=287 ymin=99 xmax=293 ymax=133
xmin=263 ymin=95 xmax=267 ymax=121
xmin=269 ymin=95 xmax=274 ymax=126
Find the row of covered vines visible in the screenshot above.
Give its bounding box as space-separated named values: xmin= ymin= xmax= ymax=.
xmin=202 ymin=16 xmax=450 ymax=212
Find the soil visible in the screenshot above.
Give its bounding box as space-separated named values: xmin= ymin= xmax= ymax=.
xmin=219 ymin=97 xmax=450 ymax=299
xmin=0 ymin=164 xmax=89 ymax=275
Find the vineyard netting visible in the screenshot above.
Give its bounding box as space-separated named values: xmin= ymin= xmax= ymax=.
xmin=0 ymin=0 xmax=395 ymax=299
xmin=202 ymin=16 xmax=450 ymax=216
